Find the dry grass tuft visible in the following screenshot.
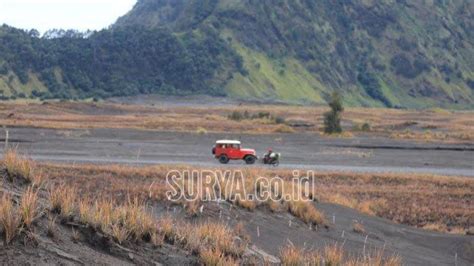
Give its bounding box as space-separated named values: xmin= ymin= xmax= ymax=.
xmin=233 ymin=222 xmax=250 ymax=243
xmin=273 ymin=124 xmax=296 ymax=133
xmin=0 ymin=193 xmax=22 ymax=244
xmin=110 ymin=223 xmax=130 ymax=244
xmin=235 ymin=198 xmax=257 ymax=211
xmin=196 ymin=222 xmax=242 ymax=256
xmin=2 ymin=149 xmax=35 ymax=182
xmin=266 ymin=199 xmax=282 ymax=212
xmin=47 ymin=215 xmax=57 ymax=238
xmin=199 ymin=248 xmax=238 ymax=266
xmin=184 ymin=199 xmax=201 ymax=217
xmin=48 ymin=184 xmax=76 ymax=219
xmin=20 ymin=186 xmax=40 ymax=228
xmin=280 ymin=245 xmax=304 ymax=265
xmin=287 ymin=199 xmax=325 ymax=225
xmin=196 ymin=127 xmax=208 ymax=135
xmin=71 ymin=227 xmax=80 ymax=242
xmin=352 ymin=220 xmax=366 ymax=234
xmin=323 ymin=243 xmax=343 ymax=265
xmin=281 ymin=243 xmax=401 ymax=266
xmin=151 ymin=231 xmax=165 ymax=247
xmin=158 ymin=216 xmax=175 ymax=241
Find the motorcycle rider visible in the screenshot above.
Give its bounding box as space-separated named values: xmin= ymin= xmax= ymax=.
xmin=265 ymin=148 xmax=276 ymax=162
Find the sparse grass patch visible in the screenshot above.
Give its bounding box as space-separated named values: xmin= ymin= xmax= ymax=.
xmin=235 ymin=198 xmax=257 ymax=211
xmin=158 ymin=215 xmax=175 ymax=241
xmin=323 ymin=243 xmax=343 ymax=265
xmin=48 ymin=184 xmax=76 ymax=219
xmin=151 ymin=231 xmax=164 ymax=247
xmin=287 ymin=199 xmax=325 ymax=226
xmin=183 ymin=199 xmax=201 ymax=216
xmin=0 ymin=193 xmax=22 ymax=244
xmin=199 ymin=248 xmax=238 ymax=266
xmin=280 ymin=244 xmax=304 ymax=265
xmin=196 ymin=222 xmax=243 ymax=257
xmin=273 ymin=124 xmax=295 ymax=133
xmin=110 ymin=223 xmax=130 ymax=244
xmin=196 ymin=127 xmax=208 ymax=135
xmin=20 ymin=186 xmax=40 ymax=228
xmin=280 ymin=244 xmax=401 ymax=266
xmin=2 ymin=149 xmax=35 ymax=182
xmin=352 ymin=220 xmax=366 ymax=234
xmin=0 ymin=102 xmax=472 ymax=142
xmin=47 ymin=215 xmax=57 ymax=238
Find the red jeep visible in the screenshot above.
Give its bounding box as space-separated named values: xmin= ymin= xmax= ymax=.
xmin=212 ymin=140 xmax=257 ymax=164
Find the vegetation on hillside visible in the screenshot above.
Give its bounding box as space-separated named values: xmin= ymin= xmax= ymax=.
xmin=0 ymin=24 xmax=243 ymax=100
xmin=1 ymin=0 xmax=473 ymax=108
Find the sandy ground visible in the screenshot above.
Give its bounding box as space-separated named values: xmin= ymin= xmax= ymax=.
xmin=2 ymin=127 xmax=473 ymax=177
xmin=204 ymin=201 xmax=474 ymax=265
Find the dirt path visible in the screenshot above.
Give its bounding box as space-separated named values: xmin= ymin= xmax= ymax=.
xmin=2 ymin=127 xmax=473 ymax=177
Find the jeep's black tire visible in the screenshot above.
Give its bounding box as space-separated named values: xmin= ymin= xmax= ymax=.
xmin=245 ymin=155 xmax=256 ymax=165
xmin=219 ymin=155 xmax=229 ymax=164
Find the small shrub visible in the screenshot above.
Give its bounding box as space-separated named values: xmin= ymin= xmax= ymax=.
xmin=274 ymin=116 xmax=286 ymax=124
xmin=228 ymin=111 xmax=243 ymax=121
xmin=361 ymin=122 xmax=371 ymax=132
xmin=323 ymin=92 xmax=344 ymax=134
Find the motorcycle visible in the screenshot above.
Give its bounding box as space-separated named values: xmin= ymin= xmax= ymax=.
xmin=262 ymin=152 xmax=280 ymax=166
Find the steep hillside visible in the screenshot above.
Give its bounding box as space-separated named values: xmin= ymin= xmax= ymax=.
xmin=115 ymin=0 xmax=474 ymax=108
xmin=1 ymin=0 xmax=473 ymax=108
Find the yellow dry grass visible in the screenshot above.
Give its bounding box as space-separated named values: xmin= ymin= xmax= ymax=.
xmin=0 ymin=102 xmax=472 ymax=142
xmin=6 ymin=160 xmax=473 ymax=235
xmin=0 ymin=193 xmax=22 ymax=244
xmin=48 ymin=184 xmax=76 ymax=219
xmin=280 ymin=244 xmax=401 ymax=266
xmin=20 ymin=186 xmax=40 ymax=228
xmin=2 ymin=149 xmax=35 ymax=182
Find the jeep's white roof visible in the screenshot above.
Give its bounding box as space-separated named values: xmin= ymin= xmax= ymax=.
xmin=216 ymin=140 xmax=241 ymax=145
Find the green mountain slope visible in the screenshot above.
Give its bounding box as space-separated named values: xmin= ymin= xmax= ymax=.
xmin=1 ymin=0 xmax=473 ymax=108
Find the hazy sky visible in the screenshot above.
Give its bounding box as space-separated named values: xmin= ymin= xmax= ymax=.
xmin=0 ymin=0 xmax=137 ymax=34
